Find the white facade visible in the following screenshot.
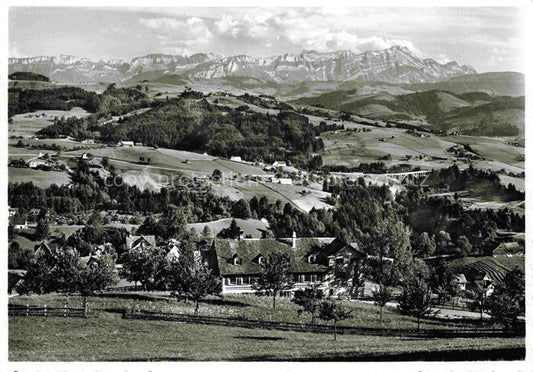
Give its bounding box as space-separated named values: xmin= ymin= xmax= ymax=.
xmin=271 ymin=177 xmax=292 ymax=184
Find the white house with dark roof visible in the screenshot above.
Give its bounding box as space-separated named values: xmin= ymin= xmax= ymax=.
xmin=12 ymin=216 xmax=28 ymax=230
xmin=27 ymin=153 xmax=54 ymax=169
xmin=272 ymin=161 xmax=286 ymax=168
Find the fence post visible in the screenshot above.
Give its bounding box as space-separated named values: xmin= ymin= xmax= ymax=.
xmin=26 ymin=304 xmax=29 ymax=317
xmin=83 ymin=297 xmax=88 ymax=317
xmin=44 ymin=304 xmax=47 ymax=317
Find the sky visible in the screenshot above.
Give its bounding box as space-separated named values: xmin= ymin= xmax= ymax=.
xmin=9 ymin=6 xmax=525 ymax=73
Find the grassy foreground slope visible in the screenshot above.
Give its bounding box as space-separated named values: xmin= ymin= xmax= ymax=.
xmin=9 ymin=316 xmax=524 ymax=361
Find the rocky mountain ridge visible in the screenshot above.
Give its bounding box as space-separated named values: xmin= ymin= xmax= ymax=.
xmin=9 ymin=46 xmax=476 ymax=84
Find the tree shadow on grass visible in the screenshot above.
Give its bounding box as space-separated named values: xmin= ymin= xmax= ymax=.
xmin=95 ymin=292 xmax=251 ymax=308
xmin=199 ymin=297 xmax=251 ymax=308
xmin=235 ymin=346 xmax=526 ymax=362
xmin=105 ymin=356 xmax=185 ymax=361
xmin=94 ymin=292 xmax=170 ymax=303
xmin=233 ymin=336 xmax=285 ymax=341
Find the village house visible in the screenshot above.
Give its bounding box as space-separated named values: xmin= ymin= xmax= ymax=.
xmin=271 ymin=161 xmax=287 ymax=168
xmin=27 ymin=153 xmax=54 ymax=169
xmin=8 ymin=207 xmax=18 ymax=217
xmin=34 ymin=240 xmax=61 ymax=258
xmin=126 ymin=235 xmax=157 ymax=251
xmin=458 ymin=266 xmax=498 ymax=296
xmin=12 ymin=216 xmax=28 ymax=230
xmin=453 ymin=274 xmax=468 ymax=292
xmin=270 ymin=177 xmax=292 ymax=185
xmin=118 ymin=140 xmax=135 ymax=147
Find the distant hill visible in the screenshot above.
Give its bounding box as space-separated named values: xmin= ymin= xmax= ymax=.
xmin=294 ymin=89 xmax=524 ymax=136
xmin=9 ymin=71 xmax=49 ymax=82
xmin=152 ymin=74 xmax=189 ymax=86
xmin=127 ymin=70 xmax=168 ymax=83
xmin=406 ymin=72 xmax=524 ymax=97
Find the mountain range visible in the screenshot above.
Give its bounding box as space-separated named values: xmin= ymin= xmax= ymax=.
xmin=9 ymin=46 xmax=476 ymax=85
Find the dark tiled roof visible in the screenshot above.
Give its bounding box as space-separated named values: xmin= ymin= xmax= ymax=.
xmin=11 ymin=216 xmax=27 ymax=225
xmin=211 ymin=237 xmax=359 ymax=276
xmin=315 ymin=238 xmax=364 ymax=265
xmin=126 ymin=235 xmax=156 ymax=250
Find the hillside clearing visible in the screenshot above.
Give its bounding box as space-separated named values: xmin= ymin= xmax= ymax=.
xmin=188 ymin=218 xmax=269 ymax=238
xmin=8 ymin=168 xmax=71 ymax=188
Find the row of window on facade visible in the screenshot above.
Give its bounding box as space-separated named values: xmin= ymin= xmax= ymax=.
xmin=224 ymin=273 xmax=325 ymax=286
xmin=231 ymin=254 xmax=345 ymax=266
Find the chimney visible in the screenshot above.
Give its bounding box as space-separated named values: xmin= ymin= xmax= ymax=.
xmin=292 ymin=231 xmax=297 ymax=249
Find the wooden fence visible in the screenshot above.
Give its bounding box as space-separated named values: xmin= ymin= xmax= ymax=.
xmin=123 ymin=310 xmax=525 ymax=338
xmin=8 ymin=304 xmax=86 ymax=318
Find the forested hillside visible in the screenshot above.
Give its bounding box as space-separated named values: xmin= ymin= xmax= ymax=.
xmin=36 ymin=91 xmax=322 ymax=167
xmin=8 ymin=83 xmax=150 ymax=118
xmin=8 ymin=71 xmax=50 ymax=82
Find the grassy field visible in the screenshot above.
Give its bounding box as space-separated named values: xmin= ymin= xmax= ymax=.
xmin=67 ymin=146 xmax=268 ymax=178
xmin=8 ymin=107 xmax=90 ymax=138
xmin=321 ymin=127 xmax=524 ymax=174
xmin=8 ymin=167 xmax=71 ymax=188
xmin=8 ymin=292 xmax=496 ymax=331
xmin=259 ymin=182 xmax=333 ymax=212
xmin=8 ymin=315 xmax=525 ymax=361
xmin=498 ymin=174 xmax=525 ymax=192
xmin=188 ymin=218 xmax=269 ymax=238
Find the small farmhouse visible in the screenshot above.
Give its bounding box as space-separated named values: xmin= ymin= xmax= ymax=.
xmin=27 ymin=153 xmax=53 ymax=169
xmin=12 ymin=216 xmax=28 ymax=230
xmin=270 ymin=177 xmax=292 ymax=185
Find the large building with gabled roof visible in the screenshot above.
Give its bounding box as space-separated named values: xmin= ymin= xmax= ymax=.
xmin=196 ymin=235 xmax=366 ymax=295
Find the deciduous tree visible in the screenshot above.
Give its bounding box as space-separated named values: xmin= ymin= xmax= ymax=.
xmin=318 ymin=299 xmax=353 ymax=340
xmin=487 ymin=269 xmax=525 ymax=331
xmin=165 ymin=241 xmax=221 ymax=314
xmin=292 ymin=285 xmax=323 ymax=324
xmin=252 ymin=252 xmax=294 ymax=309
xmin=397 ymin=276 xmax=434 ymax=331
